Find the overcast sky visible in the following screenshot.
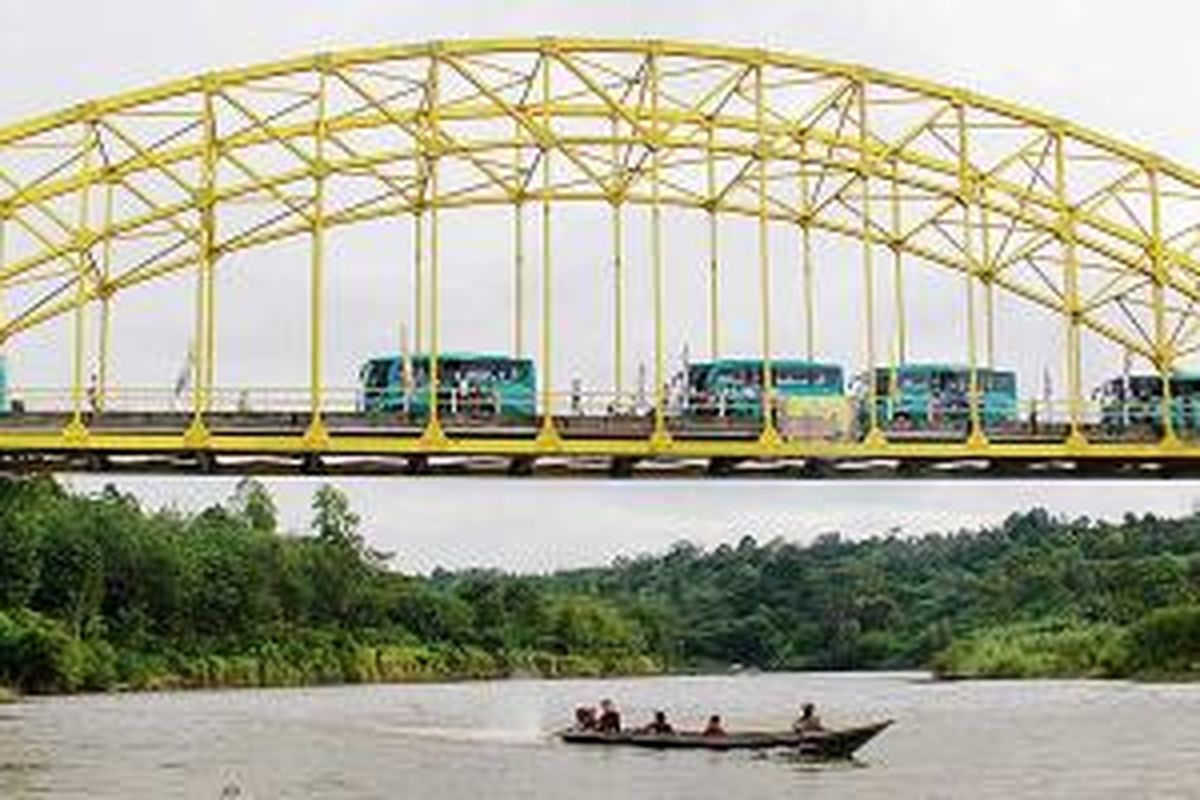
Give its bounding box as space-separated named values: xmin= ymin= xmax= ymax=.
xmin=7 ymin=1 xmax=1200 ymax=571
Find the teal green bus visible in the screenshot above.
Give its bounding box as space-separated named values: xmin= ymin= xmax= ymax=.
xmin=358 ymin=352 xmax=536 ymax=420
xmin=1096 ymin=373 xmax=1200 ymax=434
xmin=859 ymin=363 xmax=1018 ymax=430
xmin=684 ymin=358 xmax=851 ymax=433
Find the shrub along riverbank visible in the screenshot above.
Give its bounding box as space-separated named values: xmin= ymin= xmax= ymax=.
xmin=0 ymin=477 xmax=662 ymax=696
xmin=931 ymin=606 xmax=1200 ymax=679
xmin=1 ymin=476 xmax=1199 ymax=696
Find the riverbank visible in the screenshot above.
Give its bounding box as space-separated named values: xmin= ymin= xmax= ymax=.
xmin=113 ymin=643 xmax=663 ymax=694
xmin=0 ymin=608 xmax=662 ymax=695
xmin=930 ymin=606 xmax=1200 ymax=680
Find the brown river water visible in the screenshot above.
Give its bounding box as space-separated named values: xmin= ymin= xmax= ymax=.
xmin=1 ymin=672 xmax=1198 ymax=799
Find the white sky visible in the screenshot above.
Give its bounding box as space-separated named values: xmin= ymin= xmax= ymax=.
xmin=8 ymin=1 xmax=1200 ymax=571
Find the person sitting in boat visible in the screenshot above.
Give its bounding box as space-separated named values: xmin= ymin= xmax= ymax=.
xmin=702 ymin=714 xmax=725 ymax=736
xmin=574 ymin=706 xmax=598 ymax=731
xmin=596 ymin=699 xmax=621 ymax=733
xmin=792 ymin=702 xmax=824 ymax=733
xmin=641 ymin=710 xmax=675 ymax=735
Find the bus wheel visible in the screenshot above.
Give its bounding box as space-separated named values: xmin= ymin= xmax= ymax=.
xmin=707 ymin=457 xmax=735 ymax=477
xmin=609 ymin=457 xmax=636 ymax=478
xmin=508 ymin=456 xmax=534 ymax=476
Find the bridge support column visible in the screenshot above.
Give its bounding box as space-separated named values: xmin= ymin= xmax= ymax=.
xmin=957 ymin=103 xmax=987 ymax=450
xmin=1148 ymin=164 xmax=1180 ymax=448
xmin=1054 ymin=130 xmax=1087 ymax=450
xmin=186 ymin=84 xmax=218 ymax=448
xmin=799 ymin=138 xmax=815 ymax=362
xmin=96 ymin=179 xmax=115 ymax=415
xmin=513 ymin=118 xmax=525 ymax=360
xmin=858 ymin=79 xmax=885 ymax=448
xmin=889 ymin=160 xmax=907 ymax=369
xmin=647 ymin=46 xmax=671 ymax=450
xmin=535 ymin=45 xmax=561 ymax=449
xmin=754 ymin=60 xmax=780 ymax=450
xmin=422 ymin=50 xmax=447 ymax=448
xmin=413 ymin=192 xmax=425 ymax=356
xmin=304 ymin=61 xmax=332 ymax=450
xmin=611 ymin=114 xmax=626 ymax=405
xmin=706 ymin=122 xmax=720 ymax=362
xmin=980 ymin=188 xmax=996 ymax=371
xmin=0 ymin=209 xmax=6 ymax=400
xmin=65 ymin=120 xmax=98 ymax=443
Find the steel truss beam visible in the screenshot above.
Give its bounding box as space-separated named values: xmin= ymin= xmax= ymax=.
xmin=0 ymin=38 xmax=1198 ymax=466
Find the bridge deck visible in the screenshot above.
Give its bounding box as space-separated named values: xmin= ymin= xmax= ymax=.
xmin=0 ymin=411 xmax=1196 ymax=478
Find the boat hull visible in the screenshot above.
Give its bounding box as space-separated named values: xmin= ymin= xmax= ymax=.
xmin=559 ymin=720 xmax=892 ymax=759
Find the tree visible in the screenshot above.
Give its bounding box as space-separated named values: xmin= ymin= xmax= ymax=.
xmin=229 ymin=477 xmax=277 ymax=533
xmin=35 ymin=507 xmax=105 ymax=638
xmin=311 ymin=485 xmax=362 ymax=552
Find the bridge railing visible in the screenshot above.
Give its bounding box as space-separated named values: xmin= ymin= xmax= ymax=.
xmin=1 ymin=384 xmax=1197 ymax=443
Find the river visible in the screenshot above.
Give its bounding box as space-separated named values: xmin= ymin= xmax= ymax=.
xmin=1 ymin=672 xmax=1198 ymax=799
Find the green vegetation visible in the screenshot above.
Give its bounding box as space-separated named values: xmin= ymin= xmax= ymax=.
xmin=929 ymin=620 xmax=1127 ymax=678
xmin=0 ymin=477 xmax=659 ymax=694
xmin=540 ymin=507 xmax=1200 ymax=679
xmin=2 ymin=476 xmax=1200 ymax=694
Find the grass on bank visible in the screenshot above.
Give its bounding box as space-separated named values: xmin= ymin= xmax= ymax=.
xmin=932 ymin=606 xmax=1200 ymax=680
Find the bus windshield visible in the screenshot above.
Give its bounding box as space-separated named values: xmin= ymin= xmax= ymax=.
xmin=775 ymin=364 xmax=842 ymax=391
xmin=363 ymin=360 xmax=393 ymax=389
xmin=984 ymin=371 xmax=1016 ymax=394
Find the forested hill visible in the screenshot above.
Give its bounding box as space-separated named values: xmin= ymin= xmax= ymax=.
xmin=1 ymin=476 xmax=1199 ymax=695
xmin=541 ymin=510 xmax=1200 ymax=676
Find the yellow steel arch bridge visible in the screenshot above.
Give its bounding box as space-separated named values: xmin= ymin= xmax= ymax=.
xmin=2 ymin=37 xmax=1200 ymax=477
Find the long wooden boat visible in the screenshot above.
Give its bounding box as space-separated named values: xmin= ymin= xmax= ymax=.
xmin=559 ymin=720 xmax=892 ymax=759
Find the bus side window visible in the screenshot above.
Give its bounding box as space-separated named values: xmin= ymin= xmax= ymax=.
xmin=876 ymin=372 xmax=891 ymax=396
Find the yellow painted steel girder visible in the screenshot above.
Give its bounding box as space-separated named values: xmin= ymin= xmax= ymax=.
xmin=1 ymin=38 xmax=1199 ymax=465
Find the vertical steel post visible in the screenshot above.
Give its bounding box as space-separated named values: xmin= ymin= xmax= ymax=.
xmin=413 ymin=188 xmax=424 ymax=354
xmin=611 ymin=116 xmax=625 ymax=400
xmin=1054 ymin=130 xmax=1085 ymax=445
xmin=755 ymin=61 xmax=778 ymax=445
xmin=306 ymin=64 xmax=330 ymax=444
xmin=980 ymin=186 xmax=996 ymax=369
xmin=1148 ymin=164 xmax=1176 ymax=443
xmin=890 ymin=160 xmax=906 ymax=366
xmin=513 ymin=118 xmax=525 ymax=359
xmin=537 ymin=48 xmax=557 ymax=441
xmin=413 ymin=88 xmax=428 ymax=357
xmin=97 ymin=179 xmax=114 ymax=413
xmin=427 ymin=52 xmax=444 ymax=439
xmin=649 ymin=47 xmax=668 ymax=443
xmin=799 ymin=137 xmax=815 ymax=362
xmin=958 ymin=103 xmax=983 ymax=444
xmin=68 ymin=122 xmax=95 ymax=435
xmin=706 ymin=121 xmax=720 ymax=361
xmin=202 ymin=92 xmax=218 ymax=417
xmin=0 ymin=211 xmax=7 ymax=372
xmin=859 ymin=80 xmax=882 ymax=443
xmin=188 ymin=83 xmax=218 ymax=438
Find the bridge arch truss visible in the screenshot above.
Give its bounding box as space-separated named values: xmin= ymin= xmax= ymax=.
xmin=2 ymin=38 xmax=1200 ymax=476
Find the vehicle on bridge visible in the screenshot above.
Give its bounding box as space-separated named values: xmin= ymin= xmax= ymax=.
xmin=856 ymin=364 xmax=1019 ymax=432
xmin=359 ymin=353 xmax=536 ymax=420
xmin=683 ymin=359 xmax=852 ymax=437
xmin=1095 ymin=373 xmax=1200 ymax=434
